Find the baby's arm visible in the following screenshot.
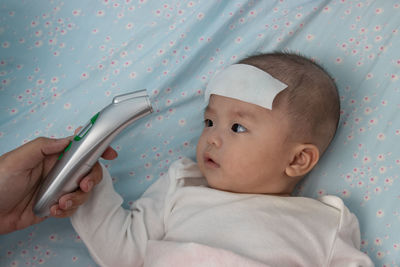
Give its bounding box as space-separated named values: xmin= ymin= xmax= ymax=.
xmin=323 ymin=196 xmax=374 ymax=266
xmin=71 ymin=164 xmax=169 ymax=267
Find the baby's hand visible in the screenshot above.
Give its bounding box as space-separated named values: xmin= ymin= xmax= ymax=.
xmin=49 ymin=161 xmax=103 ymax=218
xmin=50 ymin=126 xmax=118 ymax=218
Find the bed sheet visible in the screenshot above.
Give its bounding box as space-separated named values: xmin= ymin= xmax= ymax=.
xmin=1 ymin=0 xmax=399 ymax=266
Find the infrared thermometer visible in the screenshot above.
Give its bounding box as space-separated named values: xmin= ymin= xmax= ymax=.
xmin=33 ymin=89 xmax=153 ymax=217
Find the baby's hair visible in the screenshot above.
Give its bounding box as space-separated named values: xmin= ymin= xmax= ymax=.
xmin=239 ymin=52 xmax=340 ymax=154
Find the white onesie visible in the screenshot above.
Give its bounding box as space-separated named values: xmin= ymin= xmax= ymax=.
xmin=71 ymin=158 xmax=373 ymax=267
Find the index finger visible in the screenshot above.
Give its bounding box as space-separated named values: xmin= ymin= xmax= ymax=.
xmin=1 ymin=137 xmax=70 ymax=170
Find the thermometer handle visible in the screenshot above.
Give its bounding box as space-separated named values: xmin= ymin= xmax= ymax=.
xmin=33 ymin=89 xmax=153 ymax=217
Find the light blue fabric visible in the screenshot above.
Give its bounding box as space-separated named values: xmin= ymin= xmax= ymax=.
xmin=1 ymin=1 xmax=399 ymax=266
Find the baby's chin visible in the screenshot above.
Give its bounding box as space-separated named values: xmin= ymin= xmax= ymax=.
xmin=203 ymin=178 xmax=241 ymax=193
xmin=204 ymin=178 xmax=292 ymax=196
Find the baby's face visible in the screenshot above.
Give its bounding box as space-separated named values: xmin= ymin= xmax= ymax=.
xmin=196 ymin=95 xmax=294 ymax=195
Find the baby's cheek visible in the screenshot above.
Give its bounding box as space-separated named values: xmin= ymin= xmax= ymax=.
xmin=224 ymin=157 xmax=246 ymax=177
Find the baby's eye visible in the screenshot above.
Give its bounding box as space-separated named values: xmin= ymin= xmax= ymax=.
xmin=204 ymin=119 xmax=213 ymax=127
xmin=231 ymin=123 xmax=247 ymax=133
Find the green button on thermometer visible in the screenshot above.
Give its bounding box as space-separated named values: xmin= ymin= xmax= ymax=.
xmin=73 ymin=112 xmax=99 ymax=142
xmin=33 ymin=90 xmax=153 ymax=217
xmin=58 ymin=112 xmax=100 ymax=160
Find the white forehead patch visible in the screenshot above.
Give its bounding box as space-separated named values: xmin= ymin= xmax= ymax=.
xmin=204 ymin=64 xmax=288 ymax=110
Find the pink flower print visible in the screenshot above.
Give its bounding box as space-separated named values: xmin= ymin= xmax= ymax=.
xmin=363 ymin=156 xmax=371 ymax=164
xmin=9 ymin=108 xmax=18 ymax=115
xmin=323 ymin=6 xmax=331 ymax=12
xmin=364 ymin=44 xmax=372 ymax=51
xmin=2 ymin=79 xmax=10 ymax=86
xmin=374 ymin=187 xmax=382 ymax=194
xmin=34 ymin=30 xmax=42 ymax=37
xmin=376 ymin=210 xmax=384 ymax=218
xmin=335 ymin=57 xmax=343 ymax=64
xmin=379 ymin=166 xmax=387 ymax=173
xmin=179 ymin=119 xmax=186 ymax=126
xmin=374 ymin=238 xmax=383 ymax=246
xmin=377 ymin=133 xmax=386 ymax=141
xmin=34 ymin=40 xmax=43 ymax=47
xmin=376 ymin=251 xmax=385 ymax=259
xmin=129 ymin=72 xmax=137 ymax=79
xmin=341 ymin=189 xmax=350 ymax=198
xmin=157 ymin=49 xmax=165 ymax=56
xmin=375 ymin=35 xmax=382 ymax=42
xmin=359 ymin=27 xmax=367 ymax=34
xmin=126 ymin=23 xmax=134 ymax=30
xmin=31 ymin=20 xmax=39 ymax=27
xmin=369 ymin=176 xmax=377 ymax=184
xmin=72 ymin=9 xmax=81 ymax=16
xmin=97 ymin=10 xmax=105 ymax=17
xmin=384 ymin=178 xmax=393 ymax=186
xmin=81 ymin=72 xmax=89 ymax=79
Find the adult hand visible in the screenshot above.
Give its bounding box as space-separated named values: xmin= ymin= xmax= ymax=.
xmin=0 ymin=136 xmax=117 ymax=234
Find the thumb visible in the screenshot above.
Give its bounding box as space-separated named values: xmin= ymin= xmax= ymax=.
xmin=6 ymin=137 xmax=70 ymax=169
xmin=35 ymin=137 xmax=71 ymax=156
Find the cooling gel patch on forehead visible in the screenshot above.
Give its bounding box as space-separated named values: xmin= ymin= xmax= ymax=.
xmin=205 ymin=64 xmax=288 ymax=110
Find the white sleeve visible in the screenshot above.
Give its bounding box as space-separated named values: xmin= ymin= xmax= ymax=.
xmin=322 ymin=196 xmax=374 ymax=267
xmin=71 ymin=164 xmax=170 ymax=267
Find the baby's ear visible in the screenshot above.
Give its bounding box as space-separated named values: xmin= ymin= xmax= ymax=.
xmin=285 ymin=144 xmax=320 ymax=178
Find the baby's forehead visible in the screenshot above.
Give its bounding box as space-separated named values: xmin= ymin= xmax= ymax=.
xmin=206 ymin=94 xmax=273 ymax=119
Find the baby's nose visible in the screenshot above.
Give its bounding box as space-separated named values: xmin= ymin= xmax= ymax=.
xmin=207 ymin=129 xmax=222 ymax=148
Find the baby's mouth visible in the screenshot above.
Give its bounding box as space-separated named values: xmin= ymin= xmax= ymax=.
xmin=204 ymin=154 xmax=220 ymax=168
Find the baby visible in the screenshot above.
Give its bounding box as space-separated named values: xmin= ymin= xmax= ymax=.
xmin=71 ymin=52 xmax=373 ymax=267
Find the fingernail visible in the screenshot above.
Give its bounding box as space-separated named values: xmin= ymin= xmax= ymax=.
xmin=87 ymin=181 xmax=94 ymax=191
xmin=65 ymin=200 xmax=72 ymax=209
